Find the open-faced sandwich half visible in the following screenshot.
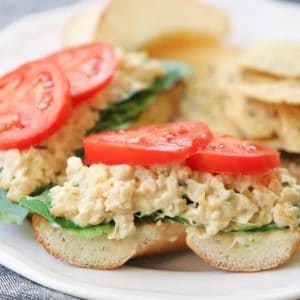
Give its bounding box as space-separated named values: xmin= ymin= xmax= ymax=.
xmin=0 ymin=43 xmax=191 ymax=259
xmin=0 ymin=43 xmax=190 ymax=201
xmin=11 ymin=121 xmax=300 ymax=272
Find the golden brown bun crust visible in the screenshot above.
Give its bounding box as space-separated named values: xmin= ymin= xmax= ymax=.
xmin=134 ymin=82 xmax=183 ymax=127
xmin=186 ymin=227 xmax=300 ymax=272
xmin=32 ymin=215 xmax=187 ymax=270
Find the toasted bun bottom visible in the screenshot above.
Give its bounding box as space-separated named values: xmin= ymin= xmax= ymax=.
xmin=186 ymin=227 xmax=300 ymax=272
xmin=32 ymin=215 xmax=187 ymax=269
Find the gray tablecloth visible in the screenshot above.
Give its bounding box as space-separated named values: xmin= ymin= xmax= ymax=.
xmin=0 ymin=265 xmax=78 ymax=300
xmin=1 ymin=0 xmax=300 ymax=299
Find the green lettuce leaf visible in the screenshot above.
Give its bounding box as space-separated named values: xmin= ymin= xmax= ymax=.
xmin=3 ymin=187 xmax=288 ymax=237
xmin=230 ymin=223 xmax=286 ymax=232
xmin=19 ymin=191 xmax=55 ymax=223
xmin=63 ymin=223 xmax=114 ymax=239
xmin=134 ymin=210 xmax=188 ymax=224
xmin=71 ymin=61 xmax=192 ymax=158
xmin=18 ymin=191 xmax=188 ymax=238
xmin=86 ymin=93 xmax=156 ymax=135
xmin=154 ymin=60 xmax=193 ymax=90
xmin=86 ymin=60 xmax=192 ymax=135
xmin=19 ymin=192 xmax=114 ymax=238
xmin=0 ymin=189 xmax=29 ymax=224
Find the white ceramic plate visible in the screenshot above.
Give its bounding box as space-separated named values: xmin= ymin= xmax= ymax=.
xmin=1 ymin=1 xmax=300 ymax=299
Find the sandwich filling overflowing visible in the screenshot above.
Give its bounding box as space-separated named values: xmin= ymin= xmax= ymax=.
xmin=15 ymin=157 xmax=300 ymax=240
xmin=3 ymin=119 xmax=298 ymax=241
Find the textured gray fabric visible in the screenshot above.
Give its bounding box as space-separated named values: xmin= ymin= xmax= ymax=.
xmin=0 ymin=265 xmax=79 ymax=300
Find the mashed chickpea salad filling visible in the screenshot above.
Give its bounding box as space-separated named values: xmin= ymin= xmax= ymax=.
xmin=12 ymin=157 xmax=300 ymax=240
xmin=2 ymin=119 xmax=300 ymax=242
xmin=12 ymin=157 xmax=300 ymax=239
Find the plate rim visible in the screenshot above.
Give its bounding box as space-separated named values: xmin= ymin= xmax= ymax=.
xmin=1 ymin=1 xmax=300 ymax=299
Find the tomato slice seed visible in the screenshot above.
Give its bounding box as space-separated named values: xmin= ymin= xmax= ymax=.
xmin=0 ymin=60 xmax=71 ymax=150
xmin=48 ymin=43 xmax=117 ymax=105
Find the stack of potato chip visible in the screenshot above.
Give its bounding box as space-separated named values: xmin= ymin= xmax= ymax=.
xmin=219 ymin=42 xmax=300 ymax=153
xmin=178 ymin=40 xmax=241 ymax=137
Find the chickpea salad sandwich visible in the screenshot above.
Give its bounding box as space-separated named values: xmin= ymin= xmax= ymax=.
xmin=1 ymin=43 xmax=300 ymax=273
xmin=0 ymin=42 xmax=190 ymax=201
xmin=0 ymin=43 xmax=191 ymax=265
xmin=2 ymin=115 xmax=300 ymax=271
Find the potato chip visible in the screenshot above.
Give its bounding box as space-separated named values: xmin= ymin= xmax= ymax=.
xmin=214 ymin=61 xmax=240 ymax=92
xmin=224 ymin=89 xmax=279 ymax=139
xmin=253 ymin=137 xmax=283 ymax=149
xmin=239 ymin=42 xmax=300 ymax=78
xmin=181 ymin=77 xmax=242 ymax=136
xmin=96 ymin=0 xmax=230 ymax=50
xmin=186 ymin=62 xmax=242 ymax=135
xmin=241 ymin=80 xmax=300 ymax=105
xmin=145 ymin=33 xmax=241 ymax=137
xmin=241 ymin=70 xmax=279 ymax=84
xmin=214 ymin=61 xmax=280 ymax=139
xmin=277 ymin=104 xmax=300 ymax=153
xmin=252 ymin=137 xmax=300 ymax=163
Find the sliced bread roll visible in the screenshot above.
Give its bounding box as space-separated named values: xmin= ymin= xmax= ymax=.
xmin=32 ymin=215 xmax=187 ymax=269
xmin=186 ymin=227 xmax=300 ymax=272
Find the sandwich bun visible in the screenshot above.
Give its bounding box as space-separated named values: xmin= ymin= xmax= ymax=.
xmin=186 ymin=227 xmax=300 ymax=272
xmin=32 ymin=215 xmax=187 ymax=269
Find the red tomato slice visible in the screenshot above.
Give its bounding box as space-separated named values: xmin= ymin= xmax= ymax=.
xmin=84 ymin=122 xmax=212 ymax=166
xmin=48 ymin=43 xmax=116 ymax=104
xmin=0 ymin=61 xmax=71 ymax=150
xmin=186 ymin=135 xmax=280 ymax=175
